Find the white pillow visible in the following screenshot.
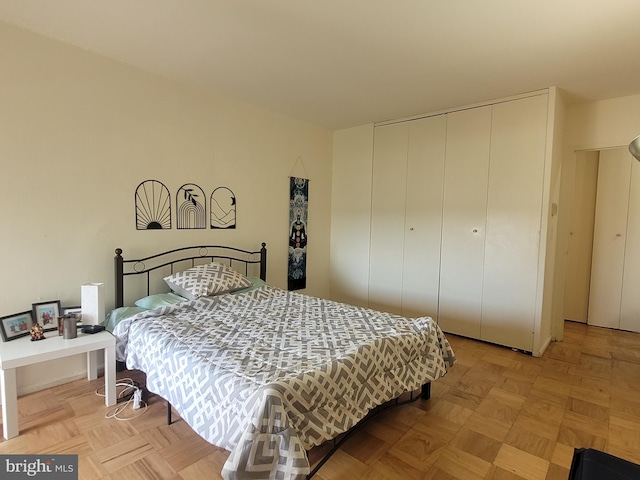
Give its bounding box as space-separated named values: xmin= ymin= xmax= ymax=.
xmin=163 ymin=262 xmax=252 ymax=300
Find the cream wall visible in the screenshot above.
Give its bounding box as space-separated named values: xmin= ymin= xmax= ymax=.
xmin=566 ymin=93 xmax=640 ymax=150
xmin=330 ymin=124 xmax=373 ymax=307
xmin=0 ymin=22 xmax=332 ymax=394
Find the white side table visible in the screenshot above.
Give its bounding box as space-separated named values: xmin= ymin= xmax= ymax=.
xmin=0 ymin=330 xmax=116 ymax=439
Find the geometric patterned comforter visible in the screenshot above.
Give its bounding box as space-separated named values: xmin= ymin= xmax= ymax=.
xmin=113 ymin=285 xmax=456 ymax=480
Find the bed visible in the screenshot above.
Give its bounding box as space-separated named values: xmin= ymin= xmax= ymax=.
xmin=111 ymin=243 xmax=455 ymax=480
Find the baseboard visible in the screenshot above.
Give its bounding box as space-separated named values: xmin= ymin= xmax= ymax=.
xmin=533 ymin=335 xmax=552 ymax=357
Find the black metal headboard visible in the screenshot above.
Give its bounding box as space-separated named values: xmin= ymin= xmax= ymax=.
xmin=114 ymin=243 xmax=267 ymax=308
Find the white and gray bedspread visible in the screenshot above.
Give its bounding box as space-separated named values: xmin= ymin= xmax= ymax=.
xmin=113 ymin=284 xmax=455 ymax=480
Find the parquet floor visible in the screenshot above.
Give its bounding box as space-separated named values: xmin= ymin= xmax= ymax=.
xmin=1 ymin=321 xmax=639 ymax=479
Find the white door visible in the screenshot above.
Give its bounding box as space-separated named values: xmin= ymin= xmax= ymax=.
xmin=402 ymin=115 xmax=446 ymax=319
xmin=369 ymin=122 xmax=408 ymax=314
xmin=620 ymin=153 xmax=640 ymax=333
xmin=563 ymin=151 xmax=599 ymax=323
xmin=588 ymin=148 xmax=631 ymax=329
xmin=481 ymin=94 xmax=548 ymax=351
xmin=438 ymin=106 xmax=491 ymax=338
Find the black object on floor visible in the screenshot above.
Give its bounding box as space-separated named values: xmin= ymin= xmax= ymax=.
xmin=569 ymin=448 xmax=640 ymax=480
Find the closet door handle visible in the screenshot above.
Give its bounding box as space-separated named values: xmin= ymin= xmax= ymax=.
xmin=617 ymin=233 xmax=623 ymax=237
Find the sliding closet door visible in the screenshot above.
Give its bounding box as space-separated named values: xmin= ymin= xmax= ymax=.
xmin=401 ymin=115 xmax=446 ymax=318
xmin=588 ymin=149 xmax=631 ymax=329
xmin=619 ymin=153 xmax=640 ymax=333
xmin=481 ymin=95 xmax=548 ymax=351
xmin=369 ymin=122 xmax=408 ymax=314
xmin=438 ymin=106 xmax=491 ymax=338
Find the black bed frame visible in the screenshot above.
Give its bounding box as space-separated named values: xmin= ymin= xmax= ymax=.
xmin=114 ymin=243 xmax=267 ymax=308
xmin=112 ymin=242 xmax=431 ymax=478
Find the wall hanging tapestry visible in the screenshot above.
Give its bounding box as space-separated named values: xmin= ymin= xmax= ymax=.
xmin=210 ymin=187 xmax=236 ymax=229
xmin=288 ymin=176 xmax=309 ymax=290
xmin=135 ymin=180 xmax=172 ymax=230
xmin=177 ymin=183 xmax=206 ymax=229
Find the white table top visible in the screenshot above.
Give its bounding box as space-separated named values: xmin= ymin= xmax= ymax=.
xmin=0 ymin=330 xmax=114 ymax=369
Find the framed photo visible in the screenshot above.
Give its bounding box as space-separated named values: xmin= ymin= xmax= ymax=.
xmin=32 ymin=300 xmax=62 ymax=332
xmin=63 ymin=306 xmax=82 ymax=323
xmin=0 ymin=311 xmax=34 ymax=341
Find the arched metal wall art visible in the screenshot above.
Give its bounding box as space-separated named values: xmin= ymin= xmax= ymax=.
xmin=210 ymin=187 xmax=236 ymax=229
xmin=176 ymin=183 xmax=206 ymax=229
xmin=135 ymin=180 xmax=172 ymax=230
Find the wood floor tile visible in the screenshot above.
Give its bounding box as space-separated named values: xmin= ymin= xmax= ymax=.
xmin=544 ymin=463 xmax=570 ymax=480
xmin=94 ymin=434 xmax=155 ymax=473
xmin=494 ymin=375 xmax=535 ymax=398
xmin=549 ymin=442 xmax=575 ymax=469
xmin=484 ymin=465 xmax=530 ymax=479
xmin=566 ymin=397 xmax=609 ymax=422
xmin=431 ymin=446 xmax=492 ymax=480
xmin=464 ymin=411 xmax=512 ymax=442
xmin=504 ymin=424 xmax=555 ymax=461
xmin=610 ymin=393 xmax=640 ymax=421
xmin=108 ymin=451 xmax=180 ymax=480
xmin=609 ymin=415 xmax=640 ymax=452
xmin=521 ymin=391 xmax=568 ymax=423
xmin=413 ymin=410 xmax=462 ymax=443
xmin=511 ymin=413 xmax=559 ymax=442
xmin=4 ymin=321 xmax=640 ymax=479
xmin=568 ymin=378 xmax=610 ymax=408
xmin=366 ymin=450 xmax=428 ymax=480
xmin=493 ymin=444 xmax=549 ymax=480
xmin=314 ymin=449 xmax=366 ymax=480
xmin=341 ymin=428 xmax=389 ymax=465
xmin=178 ymin=450 xmax=227 ymax=480
xmin=450 ymin=427 xmax=502 ymax=463
xmin=387 ymin=428 xmax=445 ymax=471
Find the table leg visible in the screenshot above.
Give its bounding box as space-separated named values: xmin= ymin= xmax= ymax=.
xmin=104 ymin=345 xmax=116 ymax=407
xmin=87 ymin=350 xmax=99 ymax=381
xmin=0 ymin=368 xmax=19 ymax=439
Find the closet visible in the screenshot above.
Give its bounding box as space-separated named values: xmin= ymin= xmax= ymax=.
xmin=438 ymin=106 xmax=491 ymax=340
xmin=369 ymin=93 xmax=550 ymax=352
xmin=369 ymin=115 xmax=446 ymax=318
xmin=588 ymin=148 xmax=640 ymax=333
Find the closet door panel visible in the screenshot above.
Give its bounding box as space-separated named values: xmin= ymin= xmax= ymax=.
xmin=481 ymin=95 xmax=548 ymax=351
xmin=620 ymin=154 xmax=640 ymax=333
xmin=438 ymin=106 xmax=491 ymax=337
xmin=588 ymin=149 xmax=631 ymax=329
xmin=402 ymin=115 xmax=446 ymax=318
xmin=369 ymin=122 xmax=408 ymax=314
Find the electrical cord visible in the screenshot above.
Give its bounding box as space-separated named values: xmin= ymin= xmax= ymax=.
xmin=95 ymin=377 xmax=148 ymax=421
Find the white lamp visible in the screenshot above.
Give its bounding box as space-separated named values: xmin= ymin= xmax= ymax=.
xmin=629 ymin=134 xmax=640 ymax=161
xmin=81 ymin=283 xmax=105 ymax=326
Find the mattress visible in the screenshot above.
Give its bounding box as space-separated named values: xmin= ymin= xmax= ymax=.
xmin=113 ymin=284 xmax=456 ymax=479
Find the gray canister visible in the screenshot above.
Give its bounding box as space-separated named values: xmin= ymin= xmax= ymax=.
xmin=63 ymin=316 xmax=77 ymax=339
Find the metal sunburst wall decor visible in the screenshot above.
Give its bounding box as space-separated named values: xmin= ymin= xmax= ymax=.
xmin=177 ymin=183 xmax=206 ymax=229
xmin=135 ymin=180 xmax=172 ymax=230
xmin=210 ymin=187 xmax=236 ymax=229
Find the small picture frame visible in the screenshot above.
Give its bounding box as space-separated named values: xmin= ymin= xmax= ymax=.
xmin=63 ymin=306 xmax=82 ymax=323
xmin=0 ymin=311 xmax=34 ymax=341
xmin=32 ymin=300 xmax=62 ymax=332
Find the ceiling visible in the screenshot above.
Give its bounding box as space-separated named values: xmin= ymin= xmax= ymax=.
xmin=2 ymin=0 xmax=640 ymax=130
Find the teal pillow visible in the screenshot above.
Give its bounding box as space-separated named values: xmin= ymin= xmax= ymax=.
xmin=135 ymin=292 xmax=187 ymax=309
xmin=104 ymin=306 xmax=146 ymax=332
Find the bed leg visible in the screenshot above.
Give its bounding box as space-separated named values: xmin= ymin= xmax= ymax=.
xmin=167 ymin=402 xmax=172 ymax=425
xmin=421 ymin=383 xmax=431 ymax=400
